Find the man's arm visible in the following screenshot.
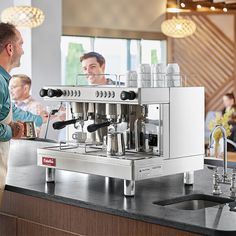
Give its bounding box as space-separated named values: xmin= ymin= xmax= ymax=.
xmin=0 ymin=83 xmax=12 ymax=141
xmin=0 ymin=123 xmax=12 ymax=141
xmin=12 ymin=103 xmax=43 ymax=127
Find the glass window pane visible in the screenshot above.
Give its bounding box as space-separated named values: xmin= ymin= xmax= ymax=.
xmin=61 ymin=36 xmax=167 ymax=85
xmin=94 ymin=38 xmax=127 ymax=79
xmin=61 ymin=36 xmax=92 ymax=85
xmin=129 ymin=40 xmax=140 ymax=71
xmin=141 ymin=40 xmax=166 ymax=65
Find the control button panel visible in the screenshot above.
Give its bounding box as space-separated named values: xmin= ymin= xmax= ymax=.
xmin=40 ymin=87 xmax=139 ymax=103
xmin=63 ymin=90 xmax=81 ymax=97
xmin=94 ymin=90 xmax=117 ymax=99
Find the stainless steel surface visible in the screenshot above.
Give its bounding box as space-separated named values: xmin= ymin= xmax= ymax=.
xmin=227 ymin=138 xmax=236 ymax=148
xmin=24 ymin=121 xmax=37 ymax=139
xmin=9 ymin=139 xmax=56 ymax=167
xmin=38 ymin=86 xmax=205 ymax=196
xmin=46 ymin=168 xmax=55 ymax=182
xmin=124 ymin=180 xmax=135 ymax=196
xmin=169 ymin=88 xmax=204 ymax=159
xmin=230 ymin=169 xmax=236 ymax=198
xmin=153 ymin=194 xmax=233 ymax=210
xmin=209 ymin=125 xmax=228 ymax=181
xmin=37 ymin=144 xmax=203 ymax=181
xmin=213 ymin=168 xmax=222 ymax=195
xmin=42 ymin=86 xmax=170 ymax=104
xmin=207 ymin=125 xmax=236 ymax=196
xmin=184 ymin=171 xmax=194 ymax=185
xmin=107 ymin=132 xmax=125 ymax=157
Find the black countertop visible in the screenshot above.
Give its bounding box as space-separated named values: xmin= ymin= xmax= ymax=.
xmin=4 ymin=140 xmax=236 ymax=236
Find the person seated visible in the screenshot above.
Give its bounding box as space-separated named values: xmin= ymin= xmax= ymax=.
xmin=80 ymin=52 xmax=123 ymax=85
xmin=222 ymin=92 xmax=235 ymax=115
xmin=227 ymin=104 xmax=236 ymax=152
xmin=206 ymin=93 xmax=236 ymax=150
xmin=219 ymin=93 xmax=236 ymax=152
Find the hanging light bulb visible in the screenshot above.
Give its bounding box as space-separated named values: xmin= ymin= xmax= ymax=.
xmin=1 ymin=6 xmax=45 ymax=28
xmin=223 ymin=7 xmax=227 ymax=12
xmin=161 ymin=16 xmax=196 ymax=38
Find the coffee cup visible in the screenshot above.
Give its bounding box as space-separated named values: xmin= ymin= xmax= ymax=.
xmin=72 ymin=131 xmax=87 ymax=143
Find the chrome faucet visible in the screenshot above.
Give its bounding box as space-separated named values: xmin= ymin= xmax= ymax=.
xmin=208 ymin=125 xmax=236 ymax=197
xmin=209 ymin=125 xmax=228 ymax=181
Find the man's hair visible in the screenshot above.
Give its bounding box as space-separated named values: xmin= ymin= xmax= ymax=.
xmin=12 ymin=74 xmax=31 ymax=89
xmin=0 ymin=22 xmax=17 ymax=53
xmin=224 ymin=92 xmax=235 ymax=103
xmin=80 ymin=52 xmax=105 ymax=66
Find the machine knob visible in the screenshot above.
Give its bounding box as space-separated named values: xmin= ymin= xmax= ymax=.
xmin=120 ymin=91 xmax=136 ymax=100
xmin=39 ymin=88 xmax=48 ymax=97
xmin=47 ymin=89 xmax=63 ymax=97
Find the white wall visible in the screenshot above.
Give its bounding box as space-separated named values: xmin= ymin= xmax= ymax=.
xmin=0 ymin=0 xmax=62 ymax=105
xmin=31 ymin=0 xmax=62 ymax=103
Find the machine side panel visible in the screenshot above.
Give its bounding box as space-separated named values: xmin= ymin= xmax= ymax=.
xmin=169 ymin=87 xmax=204 ymax=158
xmin=140 ymin=88 xmax=169 ymax=104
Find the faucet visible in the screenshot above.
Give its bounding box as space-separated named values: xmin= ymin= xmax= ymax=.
xmin=209 ymin=125 xmax=228 ymax=181
xmin=208 ymin=125 xmax=236 ymax=197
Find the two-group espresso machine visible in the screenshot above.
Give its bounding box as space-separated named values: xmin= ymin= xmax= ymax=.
xmin=37 ymin=85 xmax=205 ymax=196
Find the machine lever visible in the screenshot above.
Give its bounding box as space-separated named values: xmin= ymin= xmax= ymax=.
xmin=87 ymin=121 xmax=111 ymax=133
xmin=53 ymin=118 xmax=79 ymax=130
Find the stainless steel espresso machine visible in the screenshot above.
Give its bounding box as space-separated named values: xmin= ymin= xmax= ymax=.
xmin=37 ymin=86 xmax=205 ymax=196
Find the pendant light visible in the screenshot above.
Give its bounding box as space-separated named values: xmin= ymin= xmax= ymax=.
xmin=1 ymin=6 xmax=45 ymax=28
xmin=161 ymin=1 xmax=196 ymax=38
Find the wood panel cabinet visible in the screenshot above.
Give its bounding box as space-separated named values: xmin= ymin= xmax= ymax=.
xmin=0 ymin=191 xmax=201 ymax=236
xmin=17 ymin=219 xmax=81 ymax=236
xmin=0 ymin=213 xmax=16 ymax=236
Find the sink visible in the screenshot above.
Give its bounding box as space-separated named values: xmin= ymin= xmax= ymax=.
xmin=153 ymin=194 xmax=234 ymax=210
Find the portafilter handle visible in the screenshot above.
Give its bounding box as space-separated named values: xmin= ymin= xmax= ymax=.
xmin=53 ymin=118 xmax=80 ymax=130
xmin=87 ymin=121 xmax=111 ymax=133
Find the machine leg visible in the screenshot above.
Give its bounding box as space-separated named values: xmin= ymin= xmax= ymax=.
xmin=46 ymin=168 xmax=55 ymax=183
xmin=124 ymin=180 xmax=135 ymax=196
xmin=184 ymin=171 xmax=194 ymax=185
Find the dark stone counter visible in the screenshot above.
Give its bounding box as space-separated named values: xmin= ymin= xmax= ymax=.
xmin=4 ymin=140 xmax=236 ymax=236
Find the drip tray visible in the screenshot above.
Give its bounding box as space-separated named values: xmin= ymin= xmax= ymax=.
xmin=42 ymin=143 xmax=155 ymax=161
xmin=92 ymin=150 xmax=154 ymax=160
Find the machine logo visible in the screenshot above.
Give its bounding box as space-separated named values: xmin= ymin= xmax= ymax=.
xmin=42 ymin=157 xmax=56 ymax=167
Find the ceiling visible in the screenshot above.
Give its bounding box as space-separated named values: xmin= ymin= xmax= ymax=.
xmin=168 ymin=0 xmax=236 ymax=11
xmin=63 ymin=0 xmax=166 ymax=32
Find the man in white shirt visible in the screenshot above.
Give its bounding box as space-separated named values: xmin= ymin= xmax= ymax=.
xmin=9 ymin=74 xmax=47 ymax=136
xmin=9 ymin=74 xmax=44 ymax=115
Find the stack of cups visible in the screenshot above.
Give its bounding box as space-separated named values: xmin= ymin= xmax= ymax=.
xmin=166 ymin=63 xmax=181 ymax=87
xmin=151 ymin=64 xmax=166 ymax=87
xmin=125 ymin=71 xmax=138 ymax=87
xmin=137 ymin=64 xmax=151 ymax=88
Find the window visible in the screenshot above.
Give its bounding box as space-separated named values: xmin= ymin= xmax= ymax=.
xmin=61 ymin=36 xmax=166 ymax=85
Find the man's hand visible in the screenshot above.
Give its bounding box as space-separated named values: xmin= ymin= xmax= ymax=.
xmin=39 ymin=110 xmax=49 ymax=123
xmin=9 ymin=121 xmax=25 ymax=139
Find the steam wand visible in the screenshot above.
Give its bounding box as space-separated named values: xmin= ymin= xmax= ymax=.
xmin=44 ymin=102 xmax=63 ymax=139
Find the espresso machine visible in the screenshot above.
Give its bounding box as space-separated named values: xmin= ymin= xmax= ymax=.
xmin=37 ymin=86 xmax=204 ymax=196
